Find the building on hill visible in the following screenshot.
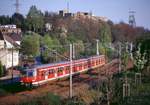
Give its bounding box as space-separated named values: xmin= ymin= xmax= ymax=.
xmin=0 ymin=25 xmax=16 ymax=29
xmin=94 ymin=16 xmax=109 ymax=22
xmin=58 ymin=10 xmax=109 ymax=22
xmin=0 ymin=25 xmax=21 ymax=34
xmin=59 ymin=9 xmax=73 ymax=17
xmin=59 ymin=10 xmax=68 ymax=16
xmin=73 ymin=11 xmax=108 ymax=22
xmin=73 ymin=11 xmax=92 ymax=19
xmin=0 ymin=25 xmax=22 ymax=69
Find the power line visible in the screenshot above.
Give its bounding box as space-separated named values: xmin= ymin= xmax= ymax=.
xmin=14 ymin=0 xmax=20 ymax=13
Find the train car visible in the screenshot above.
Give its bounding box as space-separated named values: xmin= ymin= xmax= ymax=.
xmin=21 ymin=55 xmax=105 ymax=86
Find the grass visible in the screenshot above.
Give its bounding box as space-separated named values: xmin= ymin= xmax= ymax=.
xmin=19 ymin=92 xmax=61 ymax=105
xmin=111 ymin=69 xmax=150 ymax=105
xmin=0 ymin=82 xmax=32 ymax=94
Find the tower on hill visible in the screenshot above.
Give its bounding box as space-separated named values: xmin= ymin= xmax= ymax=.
xmin=129 ymin=10 xmax=136 ymax=27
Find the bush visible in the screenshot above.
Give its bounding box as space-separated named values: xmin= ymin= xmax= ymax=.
xmin=0 ymin=88 xmax=8 ymax=97
xmin=19 ymin=92 xmax=61 ymax=105
xmin=0 ymin=61 xmax=4 ymax=77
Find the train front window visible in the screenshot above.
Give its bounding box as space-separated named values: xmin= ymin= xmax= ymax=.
xmin=21 ymin=71 xmax=27 ymax=77
xmin=27 ymin=71 xmax=33 ymax=77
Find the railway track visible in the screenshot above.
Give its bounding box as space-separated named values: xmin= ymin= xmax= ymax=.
xmin=0 ymin=59 xmax=120 ymax=105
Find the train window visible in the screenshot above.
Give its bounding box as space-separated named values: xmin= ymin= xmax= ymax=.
xmin=58 ymin=67 xmax=63 ymax=72
xmin=92 ymin=61 xmax=94 ymax=65
xmin=96 ymin=60 xmax=98 ymax=64
xmin=66 ymin=66 xmax=70 ymax=70
xmin=79 ymin=64 xmax=82 ymax=68
xmin=42 ymin=72 xmax=45 ymax=76
xmin=28 ymin=71 xmax=33 ymax=77
xmin=21 ymin=71 xmax=27 ymax=77
xmin=84 ymin=63 xmax=86 ymax=68
xmin=49 ymin=69 xmax=54 ymax=74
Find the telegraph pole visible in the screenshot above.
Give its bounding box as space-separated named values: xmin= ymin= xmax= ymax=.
xmin=14 ymin=0 xmax=20 ymax=13
xmin=96 ymin=39 xmax=99 ymax=55
xmin=69 ymin=44 xmax=73 ymax=98
xmin=11 ymin=47 xmax=14 ymax=82
xmin=130 ymin=42 xmax=133 ymax=59
xmin=67 ymin=1 xmax=69 ymax=13
xmin=72 ymin=43 xmax=75 ymax=59
xmin=119 ymin=42 xmax=122 ymax=73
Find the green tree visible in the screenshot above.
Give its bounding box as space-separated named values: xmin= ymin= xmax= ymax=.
xmin=134 ymin=44 xmax=147 ymax=72
xmin=0 ymin=61 xmax=4 ymax=77
xmin=138 ymin=38 xmax=150 ymax=69
xmin=122 ymin=49 xmax=129 ymax=72
xmin=11 ymin=13 xmax=25 ymax=29
xmin=0 ymin=15 xmax=11 ymax=25
xmin=99 ymin=23 xmax=112 ymax=45
xmin=41 ymin=34 xmax=62 ymax=63
xmin=73 ymin=40 xmax=85 ymax=59
xmin=27 ymin=5 xmax=44 ymax=32
xmin=99 ymin=43 xmax=106 ymax=55
xmin=21 ymin=32 xmax=40 ymax=57
xmin=121 ymin=43 xmax=130 ymax=85
xmin=99 ymin=23 xmax=112 ymax=59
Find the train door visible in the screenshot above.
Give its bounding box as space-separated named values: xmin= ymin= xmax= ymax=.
xmin=57 ymin=67 xmax=63 ymax=76
xmin=45 ymin=71 xmax=49 ymax=79
xmin=65 ymin=66 xmax=70 ymax=74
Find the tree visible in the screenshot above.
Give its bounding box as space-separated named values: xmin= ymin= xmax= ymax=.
xmin=112 ymin=23 xmax=136 ymax=42
xmin=0 ymin=61 xmax=4 ymax=77
xmin=99 ymin=43 xmax=106 ymax=55
xmin=40 ymin=34 xmax=62 ymax=63
xmin=98 ymin=22 xmax=113 ymax=59
xmin=27 ymin=5 xmax=44 ymax=32
xmin=73 ymin=40 xmax=85 ymax=59
xmin=138 ymin=37 xmax=150 ymax=68
xmin=21 ymin=32 xmax=41 ymax=57
xmin=133 ymin=44 xmax=147 ymax=85
xmin=121 ymin=44 xmax=130 ymax=72
xmin=0 ymin=15 xmax=11 ymax=25
xmin=11 ymin=13 xmax=25 ymax=29
xmin=99 ymin=22 xmax=112 ymax=45
xmin=121 ymin=43 xmax=130 ymax=79
xmin=134 ymin=44 xmax=147 ymax=72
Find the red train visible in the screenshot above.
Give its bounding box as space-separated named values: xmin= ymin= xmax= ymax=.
xmin=21 ymin=55 xmax=105 ymax=86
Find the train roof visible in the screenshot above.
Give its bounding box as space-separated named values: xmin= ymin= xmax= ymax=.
xmin=25 ymin=55 xmax=104 ymax=71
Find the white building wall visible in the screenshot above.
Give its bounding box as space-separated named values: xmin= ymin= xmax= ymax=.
xmin=6 ymin=50 xmax=19 ymax=68
xmin=0 ymin=49 xmax=7 ymax=68
xmin=5 ymin=40 xmax=13 ymax=48
xmin=0 ymin=40 xmax=5 ymax=49
xmin=0 ymin=47 xmax=19 ymax=69
xmin=15 ymin=41 xmax=20 ymax=45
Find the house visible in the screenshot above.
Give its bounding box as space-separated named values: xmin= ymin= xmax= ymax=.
xmin=45 ymin=23 xmax=52 ymax=31
xmin=73 ymin=12 xmax=92 ymax=19
xmin=59 ymin=9 xmax=69 ymax=17
xmin=0 ymin=25 xmax=21 ymax=69
xmin=0 ymin=25 xmax=21 ymax=34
